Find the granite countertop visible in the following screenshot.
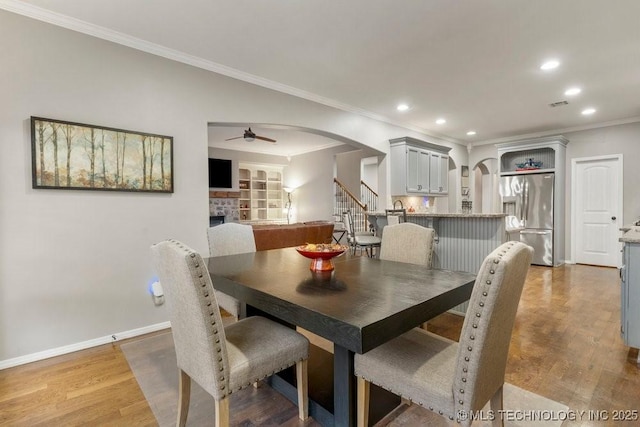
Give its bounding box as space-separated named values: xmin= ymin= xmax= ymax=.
xmin=369 ymin=211 xmax=506 ymax=218
xmin=620 ymin=226 xmax=640 ymax=243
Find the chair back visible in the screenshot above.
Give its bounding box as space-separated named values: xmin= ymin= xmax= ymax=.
xmin=385 ymin=208 xmax=407 ymax=223
xmin=207 ymin=222 xmax=256 ymax=257
xmin=379 ymin=222 xmax=435 ymax=267
xmin=343 ymin=211 xmax=355 ymax=238
xmin=151 ymin=240 xmax=230 ymax=400
xmin=453 ymin=241 xmax=533 ymax=414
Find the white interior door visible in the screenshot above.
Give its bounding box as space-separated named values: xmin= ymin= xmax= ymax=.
xmin=572 ymin=155 xmax=623 ymax=267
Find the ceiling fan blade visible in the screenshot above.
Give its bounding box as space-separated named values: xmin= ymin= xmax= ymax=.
xmin=225 ymin=136 xmax=243 ymax=141
xmin=255 ymin=135 xmax=277 ymax=143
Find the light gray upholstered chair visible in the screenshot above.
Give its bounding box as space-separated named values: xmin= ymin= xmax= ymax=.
xmin=355 ymin=241 xmax=533 ymax=427
xmin=207 ymin=223 xmax=257 ymax=319
xmin=379 ymin=222 xmax=435 ymax=268
xmin=151 ymin=239 xmax=309 ymax=427
xmin=384 ymin=208 xmax=407 ymax=225
xmin=344 ymin=210 xmax=381 ymax=257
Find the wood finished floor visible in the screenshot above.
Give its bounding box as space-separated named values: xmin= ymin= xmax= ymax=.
xmin=1 ymin=264 xmax=639 ymax=426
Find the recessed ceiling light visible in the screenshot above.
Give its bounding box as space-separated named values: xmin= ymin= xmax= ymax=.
xmin=540 ymin=60 xmax=560 ymax=71
xmin=466 ymin=131 xmax=477 ymax=136
xmin=564 ymin=87 xmax=581 ymax=96
xmin=581 ymin=108 xmax=596 ymax=115
xmin=397 ymin=104 xmax=410 ymax=112
xmin=435 ymin=118 xmax=446 ymax=125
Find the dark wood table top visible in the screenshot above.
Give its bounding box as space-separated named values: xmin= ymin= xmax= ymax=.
xmin=207 ymin=248 xmax=475 ymax=354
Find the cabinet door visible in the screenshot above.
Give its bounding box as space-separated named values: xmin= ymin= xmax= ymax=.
xmin=622 ymin=244 xmax=627 ymax=339
xmin=428 ymin=153 xmax=449 ymax=194
xmin=406 ymin=147 xmax=421 ymax=192
xmin=429 ymin=152 xmax=440 ymax=193
xmin=439 ymin=154 xmax=449 ymax=193
xmin=417 ymin=149 xmax=430 ymax=193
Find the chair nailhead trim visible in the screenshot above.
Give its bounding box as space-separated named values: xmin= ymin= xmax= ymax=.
xmin=476 ymin=313 xmax=481 ymax=317
xmin=483 ymin=291 xmax=488 ymax=296
xmin=467 ymin=346 xmax=472 ymax=351
xmin=486 ymin=280 xmax=491 ymax=285
xmin=479 ymin=302 xmax=484 ymax=307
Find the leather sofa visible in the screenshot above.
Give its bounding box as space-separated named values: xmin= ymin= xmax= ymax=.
xmin=252 ymin=221 xmax=335 ymax=251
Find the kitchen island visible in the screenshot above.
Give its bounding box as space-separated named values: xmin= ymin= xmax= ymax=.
xmin=368 ymin=212 xmax=507 ymax=313
xmin=619 ymin=226 xmax=640 ymax=363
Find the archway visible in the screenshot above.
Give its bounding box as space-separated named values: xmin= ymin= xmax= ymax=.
xmin=471 ymin=157 xmax=499 ymax=213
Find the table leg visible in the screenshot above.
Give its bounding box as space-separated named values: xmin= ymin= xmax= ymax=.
xmin=334 ymin=344 xmax=355 ymax=427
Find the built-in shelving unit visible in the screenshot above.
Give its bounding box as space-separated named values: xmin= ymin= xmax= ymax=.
xmin=496 ymin=135 xmax=568 ymax=266
xmin=239 ymin=164 xmax=284 ymax=222
xmin=499 ymin=146 xmax=557 ymax=175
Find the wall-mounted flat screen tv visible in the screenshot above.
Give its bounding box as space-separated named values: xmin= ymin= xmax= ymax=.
xmin=208 ymin=158 xmax=232 ymax=189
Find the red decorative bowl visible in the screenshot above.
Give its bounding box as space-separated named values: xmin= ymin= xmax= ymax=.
xmin=296 ymin=244 xmax=348 ymax=272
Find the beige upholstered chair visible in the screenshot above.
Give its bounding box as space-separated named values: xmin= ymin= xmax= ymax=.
xmin=355 ymin=241 xmax=533 ymax=427
xmin=379 ymin=222 xmax=435 ymax=268
xmin=207 ymin=223 xmax=257 ymax=319
xmin=385 ymin=208 xmax=407 ymax=225
xmin=151 ymin=239 xmax=309 ymax=427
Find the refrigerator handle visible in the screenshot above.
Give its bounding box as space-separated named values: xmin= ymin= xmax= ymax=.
xmin=520 ymin=230 xmax=552 ymax=235
xmin=522 ymin=179 xmax=529 ymax=223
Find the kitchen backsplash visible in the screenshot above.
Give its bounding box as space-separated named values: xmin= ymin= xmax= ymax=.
xmin=209 ymin=198 xmax=240 ymax=222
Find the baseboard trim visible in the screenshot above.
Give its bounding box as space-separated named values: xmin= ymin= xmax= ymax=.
xmin=0 ymin=321 xmax=171 ymax=370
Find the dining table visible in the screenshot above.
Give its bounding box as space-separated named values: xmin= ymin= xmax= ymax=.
xmin=207 ymin=247 xmax=475 ymax=427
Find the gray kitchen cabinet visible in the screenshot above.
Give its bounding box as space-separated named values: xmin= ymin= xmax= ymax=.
xmin=429 ymin=152 xmax=449 ymax=194
xmin=406 ymin=145 xmax=430 ymax=193
xmin=621 ymin=242 xmax=640 ymax=363
xmin=390 ymin=137 xmax=451 ymax=196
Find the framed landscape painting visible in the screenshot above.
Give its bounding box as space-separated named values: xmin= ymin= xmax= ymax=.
xmin=31 ymin=117 xmax=173 ymax=193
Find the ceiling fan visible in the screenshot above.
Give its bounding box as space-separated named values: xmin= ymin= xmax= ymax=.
xmin=225 ymin=127 xmax=276 ymax=143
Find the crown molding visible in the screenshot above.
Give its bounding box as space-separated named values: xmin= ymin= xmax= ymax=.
xmin=469 ymin=116 xmax=640 ymax=148
xmin=0 ymin=0 xmax=465 ymax=148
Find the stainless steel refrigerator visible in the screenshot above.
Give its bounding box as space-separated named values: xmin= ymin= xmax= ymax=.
xmin=499 ymin=173 xmax=554 ymax=266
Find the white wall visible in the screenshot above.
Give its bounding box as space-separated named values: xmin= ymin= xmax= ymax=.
xmin=361 ymin=158 xmax=379 ymax=193
xmin=286 ymin=146 xmax=356 ymax=222
xmin=336 ymin=150 xmax=364 ymax=195
xmin=1 ymin=10 xmax=469 ymax=363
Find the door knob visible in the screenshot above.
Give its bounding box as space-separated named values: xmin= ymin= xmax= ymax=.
xmin=612 ymin=216 xmax=617 ymax=221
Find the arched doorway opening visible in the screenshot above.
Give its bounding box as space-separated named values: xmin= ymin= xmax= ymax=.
xmin=471 ymin=158 xmax=499 ymax=213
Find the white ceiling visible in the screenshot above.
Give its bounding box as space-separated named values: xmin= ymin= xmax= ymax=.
xmin=7 ymin=0 xmax=640 ymax=154
xmin=207 ymin=125 xmax=347 ymax=157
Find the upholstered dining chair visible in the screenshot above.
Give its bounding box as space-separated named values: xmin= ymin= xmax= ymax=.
xmin=384 ymin=208 xmax=407 ymax=226
xmin=354 ymin=241 xmax=533 ymax=427
xmin=151 ymin=239 xmax=309 ymax=427
xmin=207 ymin=223 xmax=257 ymax=319
xmin=344 ymin=210 xmax=381 ymax=257
xmin=379 ymin=222 xmax=435 ymax=268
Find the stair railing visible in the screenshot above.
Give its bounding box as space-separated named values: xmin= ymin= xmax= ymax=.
xmin=333 ymin=178 xmax=369 ymax=233
xmin=360 ymin=180 xmax=378 ymax=213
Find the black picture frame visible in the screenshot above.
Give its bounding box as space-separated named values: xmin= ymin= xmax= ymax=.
xmin=31 ymin=117 xmax=173 ymax=193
